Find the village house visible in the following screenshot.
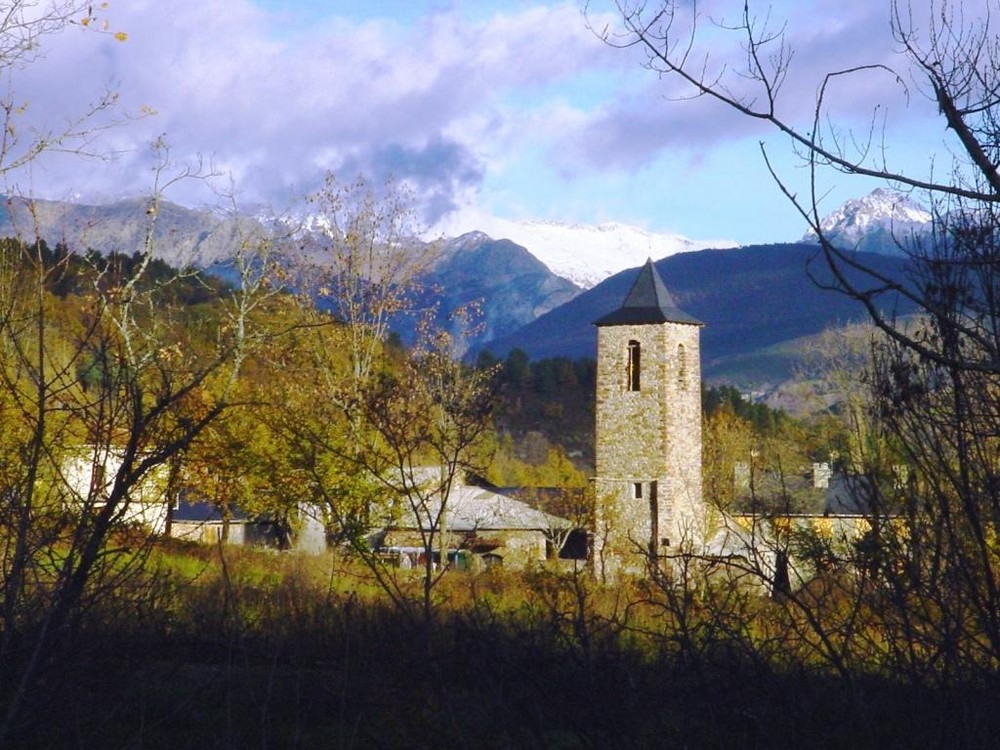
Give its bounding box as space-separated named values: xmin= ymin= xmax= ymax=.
xmin=63 ymin=446 xmax=171 ymax=534
xmin=379 ymin=475 xmax=583 ymax=569
xmin=162 ymin=467 xmax=584 ymax=570
xmin=170 ymin=496 xmax=285 ymax=547
xmin=144 ymin=256 xmax=879 ymax=588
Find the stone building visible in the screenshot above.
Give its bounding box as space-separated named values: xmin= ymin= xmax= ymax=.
xmin=380 ymin=477 xmax=576 ymax=569
xmin=593 ymin=258 xmax=705 ymax=576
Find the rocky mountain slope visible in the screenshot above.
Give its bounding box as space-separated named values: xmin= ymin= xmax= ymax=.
xmin=446 ymin=216 xmax=737 ymax=288
xmin=0 ymin=195 xmax=265 ymax=267
xmin=0 ymin=191 xmax=927 ymax=387
xmin=405 ymin=232 xmax=581 ymax=351
xmin=0 ymin=196 xmax=581 ymax=351
xmin=803 ymin=188 xmax=932 ymax=255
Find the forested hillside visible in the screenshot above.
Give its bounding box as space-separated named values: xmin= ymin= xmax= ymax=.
xmin=483 ymin=243 xmax=918 ymax=387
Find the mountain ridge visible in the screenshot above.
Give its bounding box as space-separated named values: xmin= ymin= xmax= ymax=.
xmin=803 ymin=187 xmax=932 ymax=255
xmin=0 ymin=190 xmax=928 ymax=388
xmin=435 ymin=214 xmax=738 ymax=288
xmin=481 ymin=243 xmax=918 ymax=388
xmin=0 ymin=196 xmax=583 ymax=352
xmin=0 ymin=194 xmax=267 ymax=268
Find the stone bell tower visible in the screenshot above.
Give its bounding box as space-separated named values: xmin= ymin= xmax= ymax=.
xmin=593 ymin=258 xmax=704 ymax=576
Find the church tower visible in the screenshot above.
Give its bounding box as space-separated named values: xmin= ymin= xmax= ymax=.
xmin=593 ymin=258 xmax=704 ymax=575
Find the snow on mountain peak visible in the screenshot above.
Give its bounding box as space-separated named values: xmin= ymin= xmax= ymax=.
xmin=449 ymin=230 xmax=493 ymax=249
xmin=805 ymin=188 xmax=932 ymax=245
xmin=450 ymin=216 xmax=737 ymax=289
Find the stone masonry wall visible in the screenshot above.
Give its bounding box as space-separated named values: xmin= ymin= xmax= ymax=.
xmin=594 ymin=321 xmax=704 ymax=575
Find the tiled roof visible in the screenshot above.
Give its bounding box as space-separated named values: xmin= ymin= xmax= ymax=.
xmin=394 ymin=483 xmax=571 ymax=533
xmin=594 ymin=258 xmax=702 ymax=327
xmin=172 ymin=499 xmax=251 ymax=523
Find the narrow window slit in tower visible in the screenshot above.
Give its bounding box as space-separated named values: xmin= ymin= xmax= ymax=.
xmin=627 ymin=339 xmax=641 ymax=391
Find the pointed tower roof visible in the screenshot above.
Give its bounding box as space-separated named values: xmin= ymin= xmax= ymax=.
xmin=594 ymin=258 xmax=702 ymax=327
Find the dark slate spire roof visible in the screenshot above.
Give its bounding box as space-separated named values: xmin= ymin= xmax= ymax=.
xmin=594 ymin=258 xmax=703 ymax=327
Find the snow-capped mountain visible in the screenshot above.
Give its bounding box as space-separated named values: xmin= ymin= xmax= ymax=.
xmin=436 ymin=216 xmax=737 ymax=289
xmin=803 ymin=188 xmax=932 ymax=254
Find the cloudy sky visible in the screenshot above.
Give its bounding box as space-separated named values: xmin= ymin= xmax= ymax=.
xmin=9 ymin=0 xmax=957 ymax=245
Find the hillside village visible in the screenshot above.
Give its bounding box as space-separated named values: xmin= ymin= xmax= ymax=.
xmin=4 ymin=186 xmax=988 ymax=747
xmin=17 ymin=199 xmax=915 ymax=576
xmin=0 ymin=178 xmax=975 ymax=749
xmin=56 ymin=251 xmax=882 ymax=597
xmin=5 ymin=1 xmax=1000 ymax=745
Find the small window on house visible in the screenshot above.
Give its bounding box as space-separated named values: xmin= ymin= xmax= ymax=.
xmin=633 ymin=482 xmax=643 ymax=499
xmin=627 ymin=340 xmax=641 ymax=391
xmin=677 ymin=343 xmax=687 ymax=388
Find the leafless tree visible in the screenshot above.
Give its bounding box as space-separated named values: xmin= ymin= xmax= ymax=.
xmin=595 ymin=0 xmax=1000 ymax=690
xmin=289 ymin=310 xmax=497 ymax=632
xmin=0 ymin=145 xmax=278 ymax=742
xmin=295 ymin=174 xmax=438 ymax=386
xmin=592 ymin=0 xmax=1000 ymax=370
xmin=0 ymin=2 xmax=129 ymax=192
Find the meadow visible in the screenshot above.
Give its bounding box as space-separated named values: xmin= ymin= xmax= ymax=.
xmin=8 ymin=538 xmax=998 ymax=749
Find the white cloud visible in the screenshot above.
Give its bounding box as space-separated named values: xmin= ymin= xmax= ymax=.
xmin=2 ymin=1 xmax=617 ymax=219
xmin=0 ymin=0 xmax=963 ymax=245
